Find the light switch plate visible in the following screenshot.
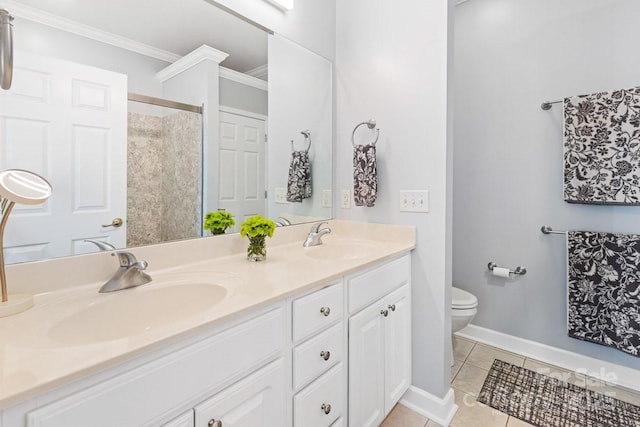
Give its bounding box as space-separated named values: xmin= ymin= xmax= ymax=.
xmin=275 ymin=187 xmax=288 ymax=204
xmin=322 ymin=190 xmax=332 ymax=207
xmin=341 ymin=190 xmax=351 ymax=209
xmin=399 ymin=190 xmax=429 ymax=212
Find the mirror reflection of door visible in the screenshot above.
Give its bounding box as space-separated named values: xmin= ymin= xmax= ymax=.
xmin=0 ymin=51 xmax=127 ymax=263
xmin=218 ymin=109 xmax=267 ymax=231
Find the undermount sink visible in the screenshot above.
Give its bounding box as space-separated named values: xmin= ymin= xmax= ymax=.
xmin=48 ymin=275 xmax=235 ymax=345
xmin=304 ymin=239 xmax=381 ymax=260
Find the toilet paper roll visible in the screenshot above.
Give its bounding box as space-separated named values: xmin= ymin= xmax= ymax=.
xmin=492 ymin=267 xmax=511 ymax=278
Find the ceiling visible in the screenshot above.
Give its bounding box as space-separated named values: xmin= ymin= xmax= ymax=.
xmin=12 ymin=0 xmax=268 ymax=73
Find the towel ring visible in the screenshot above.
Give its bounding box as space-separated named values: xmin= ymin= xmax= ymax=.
xmin=352 ymin=120 xmax=380 ymax=147
xmin=291 ymin=130 xmax=311 ymax=152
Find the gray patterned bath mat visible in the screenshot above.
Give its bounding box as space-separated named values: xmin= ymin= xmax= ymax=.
xmin=477 ymin=359 xmax=640 ymax=427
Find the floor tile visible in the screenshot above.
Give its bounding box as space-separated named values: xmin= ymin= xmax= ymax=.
xmin=506 ymin=416 xmax=535 ymax=426
xmin=451 ymin=359 xmax=463 ymax=382
xmin=425 ymin=420 xmax=444 ymax=427
xmin=453 ymin=336 xmax=475 ymax=362
xmin=523 ymin=358 xmax=586 ymax=388
xmin=451 ymin=363 xmax=489 ymax=396
xmin=588 ymin=381 xmax=640 ymax=406
xmin=380 ymin=403 xmax=428 ymax=427
xmin=450 ymin=388 xmax=509 ymax=427
xmin=465 ymin=343 xmax=525 ymax=370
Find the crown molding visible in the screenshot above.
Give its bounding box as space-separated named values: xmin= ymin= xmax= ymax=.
xmin=219 ymin=67 xmax=268 ymax=91
xmin=157 ymin=45 xmax=230 ymax=82
xmin=245 ymin=64 xmax=268 ymax=79
xmin=0 ymin=0 xmax=181 ymax=63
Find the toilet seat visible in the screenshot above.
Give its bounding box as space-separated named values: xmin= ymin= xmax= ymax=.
xmin=452 ymin=286 xmax=477 ymax=309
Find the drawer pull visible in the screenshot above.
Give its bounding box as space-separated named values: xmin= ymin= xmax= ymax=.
xmin=320 ymin=306 xmax=331 ymax=316
xmin=321 ymin=403 xmax=332 ymax=415
xmin=320 ymin=350 xmax=331 ymax=361
xmin=388 ymin=304 xmax=396 ymax=312
xmin=208 ymin=420 xmax=222 ymax=427
xmin=380 ymin=309 xmax=389 ymax=317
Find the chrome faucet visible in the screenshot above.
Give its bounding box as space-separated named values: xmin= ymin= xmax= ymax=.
xmin=303 ymin=221 xmax=331 ymax=247
xmin=99 ymin=251 xmax=151 ymax=293
xmin=84 ymin=239 xmax=116 ymax=251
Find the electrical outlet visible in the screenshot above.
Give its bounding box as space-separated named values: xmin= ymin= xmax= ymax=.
xmin=399 ymin=190 xmax=429 ymax=212
xmin=341 ymin=189 xmax=351 ymax=209
xmin=322 ymin=189 xmax=332 ymax=207
xmin=275 ymin=187 xmax=288 ymax=204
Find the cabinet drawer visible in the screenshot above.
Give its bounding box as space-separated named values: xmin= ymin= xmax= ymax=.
xmin=194 ymin=359 xmax=284 ymax=427
xmin=348 ymin=254 xmax=410 ymax=314
xmin=293 ymin=323 xmax=343 ymax=391
xmin=293 ymin=282 xmax=343 ymax=343
xmin=27 ymin=307 xmax=284 ymax=427
xmin=294 ymin=363 xmax=344 ymax=427
xmin=330 ymin=417 xmax=345 ymax=427
xmin=161 ymin=411 xmax=194 ymax=427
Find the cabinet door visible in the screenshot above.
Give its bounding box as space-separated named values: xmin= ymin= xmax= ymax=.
xmin=348 ymin=301 xmax=386 ymax=427
xmin=162 ymin=410 xmax=194 ymax=427
xmin=194 ymin=359 xmax=284 ymax=427
xmin=384 ymin=284 xmax=412 ymax=414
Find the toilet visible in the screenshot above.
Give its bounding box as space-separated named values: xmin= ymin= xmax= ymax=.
xmin=451 ymin=286 xmax=478 ymax=364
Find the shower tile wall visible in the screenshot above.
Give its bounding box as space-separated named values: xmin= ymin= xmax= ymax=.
xmin=127 ymin=112 xmax=163 ymax=247
xmin=161 ymin=111 xmax=202 ymax=242
xmin=126 ymin=111 xmax=202 ymax=247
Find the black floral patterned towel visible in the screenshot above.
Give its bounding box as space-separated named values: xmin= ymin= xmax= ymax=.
xmin=563 ymin=86 xmax=640 ymax=205
xmin=353 ymin=144 xmax=377 ymax=207
xmin=286 ymin=150 xmax=311 ymax=203
xmin=567 ymin=231 xmax=640 ymax=357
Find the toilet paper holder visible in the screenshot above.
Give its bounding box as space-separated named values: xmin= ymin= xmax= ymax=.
xmin=487 ymin=262 xmax=527 ymax=276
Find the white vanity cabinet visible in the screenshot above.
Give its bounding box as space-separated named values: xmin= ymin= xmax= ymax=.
xmin=291 ymin=281 xmax=346 ymax=427
xmin=25 ymin=306 xmax=285 ymax=427
xmin=347 ymin=255 xmax=412 ymax=427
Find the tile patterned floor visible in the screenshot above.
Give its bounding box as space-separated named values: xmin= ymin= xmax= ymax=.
xmin=379 ymin=336 xmax=640 ymax=427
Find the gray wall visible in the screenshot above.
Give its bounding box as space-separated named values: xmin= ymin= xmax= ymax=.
xmin=219 ymin=77 xmax=267 ymax=115
xmin=454 ymin=0 xmax=640 ymax=370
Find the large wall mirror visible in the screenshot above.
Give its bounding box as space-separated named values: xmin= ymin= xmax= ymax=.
xmin=0 ymin=0 xmax=332 ymax=264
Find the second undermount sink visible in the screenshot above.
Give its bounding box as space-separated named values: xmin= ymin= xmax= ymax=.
xmin=304 ymin=239 xmax=381 ymax=260
xmin=48 ymin=274 xmax=237 ymax=345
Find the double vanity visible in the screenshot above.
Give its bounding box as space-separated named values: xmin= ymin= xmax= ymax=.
xmin=0 ymin=221 xmax=415 ymax=427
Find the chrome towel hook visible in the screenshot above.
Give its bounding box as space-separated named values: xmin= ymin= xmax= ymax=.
xmin=291 ymin=129 xmax=311 ymax=152
xmin=352 ymin=119 xmax=380 ymax=147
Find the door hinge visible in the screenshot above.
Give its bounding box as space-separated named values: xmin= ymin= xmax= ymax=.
xmin=265 ymin=134 xmax=268 ymax=143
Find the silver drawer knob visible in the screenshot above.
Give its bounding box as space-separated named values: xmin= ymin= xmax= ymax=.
xmin=320 ymin=350 xmax=331 ymax=361
xmin=208 ymin=420 xmax=222 ymax=427
xmin=320 ymin=306 xmax=331 ymax=316
xmin=321 ymin=403 xmax=332 ymax=415
xmin=388 ymin=304 xmax=396 ymax=312
xmin=381 ymin=309 xmax=389 ymax=317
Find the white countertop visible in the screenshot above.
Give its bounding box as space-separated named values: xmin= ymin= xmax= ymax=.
xmin=0 ymin=220 xmax=415 ymax=408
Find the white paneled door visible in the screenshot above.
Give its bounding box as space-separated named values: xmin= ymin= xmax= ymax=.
xmin=0 ymin=51 xmax=127 ymax=263
xmin=218 ymin=110 xmax=266 ymax=230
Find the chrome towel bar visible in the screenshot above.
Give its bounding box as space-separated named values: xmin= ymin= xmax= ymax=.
xmin=487 ymin=262 xmax=527 ymax=276
xmin=541 ymin=225 xmax=567 ymax=235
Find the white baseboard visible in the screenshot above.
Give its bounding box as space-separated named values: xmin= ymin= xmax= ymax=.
xmin=457 ymin=324 xmax=640 ymax=393
xmin=400 ymin=386 xmax=457 ymax=426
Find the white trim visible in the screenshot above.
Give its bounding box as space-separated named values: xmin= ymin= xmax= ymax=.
xmin=400 ymin=386 xmax=457 ymax=426
xmin=457 ymin=325 xmax=640 ymax=393
xmin=246 ymin=64 xmax=268 ymax=79
xmin=219 ymin=105 xmax=267 ymax=122
xmin=219 ymin=67 xmax=268 ymax=91
xmin=0 ymin=0 xmax=180 ymax=63
xmin=157 ymin=45 xmax=229 ymax=82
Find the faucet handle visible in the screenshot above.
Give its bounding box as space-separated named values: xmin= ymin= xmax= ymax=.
xmin=112 ymin=251 xmax=139 ymax=268
xmin=311 ymin=221 xmax=329 ymax=233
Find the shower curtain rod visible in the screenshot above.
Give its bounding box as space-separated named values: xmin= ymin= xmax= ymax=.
xmin=128 ymin=93 xmax=203 ymax=114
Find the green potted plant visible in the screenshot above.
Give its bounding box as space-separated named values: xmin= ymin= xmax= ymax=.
xmin=203 ymin=211 xmax=235 ymax=235
xmin=240 ymin=215 xmax=276 ymax=261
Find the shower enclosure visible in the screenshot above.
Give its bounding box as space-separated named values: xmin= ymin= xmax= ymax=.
xmin=126 ymin=94 xmax=204 ymax=247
